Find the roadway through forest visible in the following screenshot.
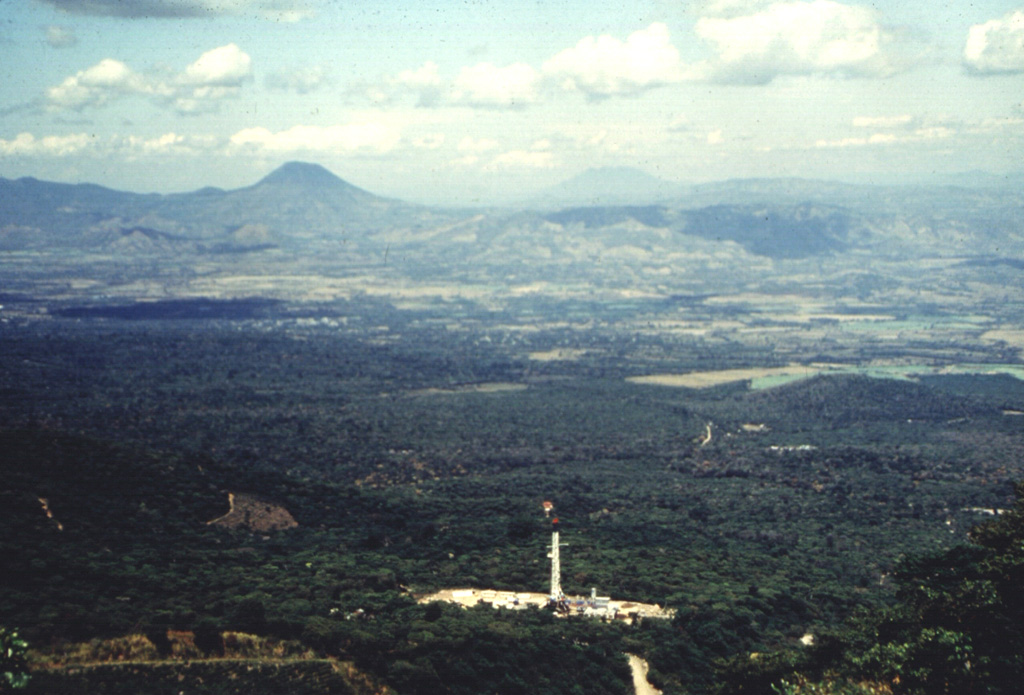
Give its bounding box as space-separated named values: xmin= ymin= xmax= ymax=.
xmin=627 ymin=654 xmax=661 ymax=695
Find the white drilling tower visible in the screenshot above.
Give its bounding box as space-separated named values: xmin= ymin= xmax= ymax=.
xmin=548 ymin=520 xmax=562 ymax=600
xmin=544 ymin=502 xmax=565 ymax=602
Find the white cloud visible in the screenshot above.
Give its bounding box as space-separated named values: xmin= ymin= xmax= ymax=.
xmin=379 ymin=24 xmax=684 ymax=109
xmin=964 ymin=10 xmax=1024 ymax=74
xmin=45 ymin=25 xmax=78 ymax=48
xmin=451 ymin=62 xmax=539 ymax=107
xmin=229 ymin=123 xmax=400 ymax=154
xmin=182 ymin=43 xmax=251 ymax=85
xmin=375 ymin=60 xmax=540 ymax=109
xmin=393 ymin=61 xmax=444 ymax=106
xmin=971 ymin=116 xmax=1024 ymax=132
xmin=0 ymin=130 xmax=218 ymax=158
xmin=412 ymin=133 xmax=445 ymax=149
xmin=46 ymin=59 xmax=150 ymax=110
xmin=913 ymin=126 xmax=956 ymax=140
xmin=457 ymin=136 xmax=500 ymax=153
xmin=122 ymin=132 xmax=218 ymax=156
xmin=266 ymin=65 xmax=328 ymax=94
xmin=44 ymin=44 xmax=252 ymax=114
xmin=690 ymin=0 xmax=775 ymax=17
xmin=125 ymin=132 xmax=187 ymax=154
xmin=448 ymin=155 xmax=481 ymax=168
xmin=814 ymin=125 xmax=954 ymax=148
xmin=0 ymin=132 xmax=94 ymax=156
xmin=374 ymin=10 xmax=889 ymax=110
xmin=667 ymin=113 xmax=696 ymax=134
xmin=396 ymin=62 xmax=442 ymax=90
xmin=542 ymin=23 xmax=683 ymax=98
xmin=84 ymin=59 xmax=142 ymax=88
xmin=852 ymin=114 xmax=913 ymax=128
xmin=814 ymin=133 xmax=893 ymax=148
xmin=171 ymin=91 xmax=234 ymax=114
xmin=172 ymin=46 xmax=252 ymax=113
xmin=38 ymin=0 xmax=313 ymax=21
xmin=484 ymin=149 xmax=556 ymax=170
xmin=696 ymin=1 xmax=893 ymax=84
xmin=665 ymin=115 xmax=728 ymax=147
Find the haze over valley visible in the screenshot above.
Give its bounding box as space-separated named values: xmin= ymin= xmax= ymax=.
xmin=4 ymin=160 xmax=1024 ymax=372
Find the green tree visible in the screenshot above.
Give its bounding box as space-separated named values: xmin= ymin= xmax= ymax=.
xmin=859 ymin=483 xmax=1024 ymax=693
xmin=228 ymin=598 xmax=267 ymax=635
xmin=0 ymin=627 xmax=30 ymax=691
xmin=724 ymin=482 xmax=1024 ymax=695
xmin=192 ymin=618 xmax=224 ymax=657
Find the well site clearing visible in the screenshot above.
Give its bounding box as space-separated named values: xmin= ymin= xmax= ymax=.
xmin=417 ymin=588 xmax=673 ymax=622
xmin=418 ymin=503 xmax=674 ymax=623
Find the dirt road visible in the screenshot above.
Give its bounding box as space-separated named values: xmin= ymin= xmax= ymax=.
xmin=627 ymin=654 xmax=661 ymax=695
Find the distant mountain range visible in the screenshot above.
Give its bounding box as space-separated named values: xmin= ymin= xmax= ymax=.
xmin=526 ymin=165 xmax=1024 ymax=210
xmin=524 ymin=166 xmax=679 ymax=208
xmin=0 ymin=162 xmax=437 ymax=253
xmin=2 ymin=161 xmax=1022 ymax=268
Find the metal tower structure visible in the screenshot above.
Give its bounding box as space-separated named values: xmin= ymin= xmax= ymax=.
xmin=547 ymin=517 xmax=564 ymax=601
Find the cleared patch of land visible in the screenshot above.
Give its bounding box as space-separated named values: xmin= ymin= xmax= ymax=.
xmin=528 ymin=348 xmax=589 ymax=361
xmin=983 ymin=328 xmax=1024 ymax=350
xmin=207 ymin=492 xmax=298 ymax=532
xmin=417 ymin=588 xmax=673 ymax=622
xmin=628 ymin=365 xmax=838 ymax=389
xmin=630 ymin=363 xmax=1024 ymax=390
xmin=406 ymin=382 xmax=527 ymax=396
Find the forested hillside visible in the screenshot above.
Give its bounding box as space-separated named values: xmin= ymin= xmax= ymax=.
xmin=2 ymin=309 xmax=1022 ymax=693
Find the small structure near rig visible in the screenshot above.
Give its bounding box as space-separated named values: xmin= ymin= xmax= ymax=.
xmin=417 ymin=501 xmax=674 ymax=622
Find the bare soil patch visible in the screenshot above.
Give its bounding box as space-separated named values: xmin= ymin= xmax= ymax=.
xmin=207 ymin=492 xmax=298 ymax=532
xmin=628 ymin=365 xmax=833 ymax=389
xmin=407 ymin=382 xmax=527 ymax=396
xmin=627 ymin=654 xmax=662 ymax=695
xmin=417 ymin=588 xmax=673 ymax=622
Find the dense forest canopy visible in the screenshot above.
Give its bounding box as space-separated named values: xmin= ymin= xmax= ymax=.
xmin=2 ymin=299 xmax=1023 ymax=693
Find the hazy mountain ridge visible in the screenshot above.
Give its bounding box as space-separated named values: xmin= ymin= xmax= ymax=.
xmin=543 ymin=202 xmax=855 ymax=259
xmin=0 ymin=162 xmax=432 ymax=252
xmin=525 ymin=166 xmax=679 ymax=208
xmin=1 ymin=162 xmax=1022 ymax=267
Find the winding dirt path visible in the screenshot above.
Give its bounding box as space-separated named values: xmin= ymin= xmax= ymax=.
xmin=627 ymin=654 xmax=661 ymax=695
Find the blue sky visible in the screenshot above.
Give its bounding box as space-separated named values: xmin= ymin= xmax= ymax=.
xmin=1 ymin=0 xmax=1022 ymax=204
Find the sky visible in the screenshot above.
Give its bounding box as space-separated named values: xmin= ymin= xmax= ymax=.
xmin=0 ymin=0 xmax=1022 ymax=204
